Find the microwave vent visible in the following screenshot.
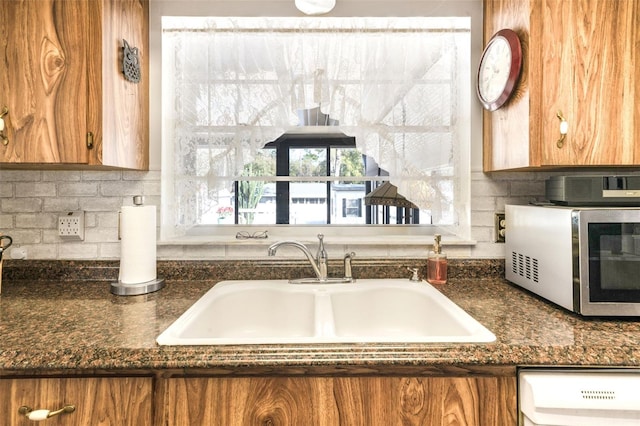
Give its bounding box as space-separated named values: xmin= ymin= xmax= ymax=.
xmin=511 ymin=251 xmax=539 ymax=283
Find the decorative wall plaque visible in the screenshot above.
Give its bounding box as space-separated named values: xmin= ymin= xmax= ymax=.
xmin=122 ymin=39 xmax=141 ymax=83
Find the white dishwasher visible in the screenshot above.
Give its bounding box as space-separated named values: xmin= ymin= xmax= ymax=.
xmin=519 ymin=369 xmax=640 ymax=425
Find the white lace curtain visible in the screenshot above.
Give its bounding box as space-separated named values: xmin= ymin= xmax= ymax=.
xmin=163 ymin=17 xmax=469 ymax=233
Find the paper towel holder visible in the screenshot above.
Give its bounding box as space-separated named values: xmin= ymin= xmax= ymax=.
xmin=111 ymin=195 xmax=166 ymax=296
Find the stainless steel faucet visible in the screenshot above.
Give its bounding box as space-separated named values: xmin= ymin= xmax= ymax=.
xmin=268 ymin=234 xmax=328 ymax=281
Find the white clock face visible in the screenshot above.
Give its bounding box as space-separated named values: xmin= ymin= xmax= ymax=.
xmin=478 ymin=36 xmax=512 ymax=103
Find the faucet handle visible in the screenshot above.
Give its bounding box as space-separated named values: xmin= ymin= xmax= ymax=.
xmin=315 ymin=234 xmax=328 ymax=280
xmin=407 ymin=267 xmax=420 ymax=281
xmin=316 ymin=234 xmax=327 ymax=260
xmin=344 ymin=252 xmax=355 ymax=281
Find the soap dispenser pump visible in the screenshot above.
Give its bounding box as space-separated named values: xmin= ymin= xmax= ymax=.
xmin=427 ymin=234 xmax=447 ymax=285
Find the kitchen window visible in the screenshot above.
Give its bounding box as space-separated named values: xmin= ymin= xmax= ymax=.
xmin=232 ymin=133 xmax=420 ymax=225
xmin=158 ymin=8 xmax=473 ymax=242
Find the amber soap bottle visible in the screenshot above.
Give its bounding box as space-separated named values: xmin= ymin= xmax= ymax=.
xmin=427 ymin=234 xmax=447 ymax=285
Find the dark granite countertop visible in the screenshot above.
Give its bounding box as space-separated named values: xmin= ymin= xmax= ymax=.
xmin=1 ymin=259 xmax=640 ymax=376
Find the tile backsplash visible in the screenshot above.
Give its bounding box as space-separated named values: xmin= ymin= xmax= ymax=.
xmin=0 ymin=169 xmax=550 ymax=260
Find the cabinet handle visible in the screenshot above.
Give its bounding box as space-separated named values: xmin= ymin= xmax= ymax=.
xmin=87 ymin=132 xmax=94 ymax=149
xmin=556 ymin=110 xmax=568 ymax=148
xmin=0 ymin=106 xmax=8 ymax=146
xmin=18 ymin=405 xmax=75 ymax=421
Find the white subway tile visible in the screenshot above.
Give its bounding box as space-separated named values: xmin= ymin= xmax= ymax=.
xmin=58 ymin=182 xmax=99 ymax=197
xmin=5 ymin=229 xmax=42 ymax=244
xmin=15 ymin=182 xmax=57 ymax=197
xmin=96 ymin=212 xmax=119 ymax=228
xmin=82 ymin=171 xmax=122 ymax=181
xmin=471 ymin=179 xmax=509 ymax=197
xmin=15 ymin=213 xmax=57 ymax=229
xmin=43 ymin=198 xmax=80 ymax=212
xmin=0 ymin=183 xmax=13 ymax=197
xmin=99 ymin=242 xmax=121 ymax=259
xmin=0 ymin=215 xmax=14 ymax=228
xmin=0 ymin=170 xmax=41 ymax=181
xmin=21 ymin=244 xmax=58 ymax=260
xmin=43 ymin=171 xmax=81 ymax=181
xmin=85 ymin=226 xmax=119 ymax=243
xmin=100 ymin=181 xmax=144 ymax=196
xmin=59 ymin=243 xmax=98 ymax=259
xmin=78 ymin=197 xmax=122 ymax=212
xmin=1 ymin=198 xmax=42 ymax=213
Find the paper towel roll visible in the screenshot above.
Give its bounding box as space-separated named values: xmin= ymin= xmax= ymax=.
xmin=118 ymin=204 xmax=157 ymax=284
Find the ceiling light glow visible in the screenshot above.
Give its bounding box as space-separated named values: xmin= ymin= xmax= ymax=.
xmin=295 ymin=0 xmax=336 ymax=15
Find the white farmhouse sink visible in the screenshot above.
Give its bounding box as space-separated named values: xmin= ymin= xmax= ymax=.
xmin=156 ymin=279 xmax=496 ymax=345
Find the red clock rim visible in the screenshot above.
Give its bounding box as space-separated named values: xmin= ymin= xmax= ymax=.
xmin=477 ymin=28 xmax=523 ymax=111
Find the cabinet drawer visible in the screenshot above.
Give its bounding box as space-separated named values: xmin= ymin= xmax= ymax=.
xmin=0 ymin=377 xmax=152 ymax=426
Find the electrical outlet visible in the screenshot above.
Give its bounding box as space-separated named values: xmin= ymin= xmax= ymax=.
xmin=58 ymin=211 xmax=85 ymax=241
xmin=494 ymin=212 xmax=506 ymax=243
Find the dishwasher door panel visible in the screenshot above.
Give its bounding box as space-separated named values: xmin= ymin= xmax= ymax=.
xmin=519 ymin=369 xmax=640 ymax=426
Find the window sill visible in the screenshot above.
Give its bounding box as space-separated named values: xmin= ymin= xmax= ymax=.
xmin=159 ymin=229 xmax=476 ymax=247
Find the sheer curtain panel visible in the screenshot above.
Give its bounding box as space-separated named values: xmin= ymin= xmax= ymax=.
xmin=162 ymin=17 xmax=470 ymax=238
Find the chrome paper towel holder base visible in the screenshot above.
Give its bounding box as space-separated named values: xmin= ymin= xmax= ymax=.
xmin=112 ymin=195 xmax=165 ymax=296
xmin=110 ymin=278 xmax=165 ymax=296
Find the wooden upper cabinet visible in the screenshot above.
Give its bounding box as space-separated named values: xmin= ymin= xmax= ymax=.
xmin=0 ymin=1 xmax=89 ymax=165
xmin=88 ymin=0 xmax=149 ymax=170
xmin=483 ymin=0 xmax=640 ymax=171
xmin=0 ymin=0 xmax=149 ymax=170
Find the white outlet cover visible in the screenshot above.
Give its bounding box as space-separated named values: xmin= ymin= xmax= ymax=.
xmin=10 ymin=247 xmax=27 ymax=259
xmin=58 ymin=211 xmax=85 ymax=241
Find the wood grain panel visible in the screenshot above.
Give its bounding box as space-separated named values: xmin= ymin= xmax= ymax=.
xmin=482 ymin=0 xmax=535 ymax=171
xmin=540 ymin=0 xmax=638 ymax=166
xmin=89 ymin=0 xmax=149 ymax=169
xmin=636 ymin=2 xmax=640 ymax=162
xmin=158 ymin=375 xmax=517 ymax=426
xmin=1 ymin=0 xmax=148 ymax=170
xmin=483 ymin=0 xmax=640 ymax=170
xmin=0 ymin=0 xmax=89 ymax=164
xmin=0 ymin=377 xmax=153 ymax=426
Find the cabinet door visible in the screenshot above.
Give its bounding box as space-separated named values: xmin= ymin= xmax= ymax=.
xmin=0 ymin=377 xmax=152 ymax=426
xmin=88 ymin=0 xmax=149 ymax=170
xmin=540 ymin=0 xmax=639 ymax=166
xmin=0 ymin=0 xmax=90 ymax=164
xmin=159 ymin=376 xmax=516 ymax=426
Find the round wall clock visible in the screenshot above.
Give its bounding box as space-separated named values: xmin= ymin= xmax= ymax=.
xmin=476 ymin=29 xmax=522 ymax=111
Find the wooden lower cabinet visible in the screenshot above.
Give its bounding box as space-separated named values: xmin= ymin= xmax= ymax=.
xmin=0 ymin=377 xmax=153 ymax=426
xmin=157 ymin=376 xmax=517 ymax=425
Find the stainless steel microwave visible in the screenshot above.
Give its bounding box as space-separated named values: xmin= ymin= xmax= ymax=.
xmin=506 ymin=204 xmax=640 ymax=317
